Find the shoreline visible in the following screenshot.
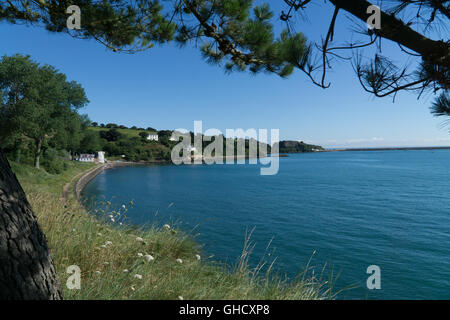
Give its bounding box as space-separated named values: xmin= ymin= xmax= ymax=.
xmin=73 ymin=155 xmax=271 ymax=200
xmin=73 ymin=146 xmax=450 ymax=200
xmin=73 ymin=161 xmax=163 ymax=201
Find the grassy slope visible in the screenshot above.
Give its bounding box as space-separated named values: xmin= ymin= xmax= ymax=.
xmin=11 ymin=160 xmax=331 ymax=300
xmin=88 ymin=126 xmax=151 ymax=138
xmin=87 ymin=126 xmax=170 ymax=161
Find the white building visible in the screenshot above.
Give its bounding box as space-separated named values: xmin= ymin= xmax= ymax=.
xmin=78 ymin=154 xmax=95 ymax=162
xmin=147 ymin=134 xmax=158 ymax=141
xmin=97 ymin=151 xmax=105 ymax=163
xmin=77 ymin=152 xmax=106 ymax=163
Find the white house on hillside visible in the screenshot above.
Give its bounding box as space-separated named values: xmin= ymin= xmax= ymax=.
xmin=147 ymin=134 xmax=158 ymax=141
xmin=78 ymin=154 xmax=95 ymax=162
xmin=76 ymin=151 xmax=106 ymax=163
xmin=98 ymin=151 xmax=105 ymax=163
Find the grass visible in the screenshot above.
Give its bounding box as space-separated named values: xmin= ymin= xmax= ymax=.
xmin=12 ymin=160 xmax=333 ymax=300
xmin=10 ymin=160 xmax=96 ymax=195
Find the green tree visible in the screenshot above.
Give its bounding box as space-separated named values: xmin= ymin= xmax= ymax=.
xmin=99 ymin=128 xmax=123 ymax=142
xmin=51 ymin=112 xmax=90 ymax=157
xmin=78 ymin=130 xmax=101 ymax=154
xmin=0 ymin=54 xmax=89 ymax=169
xmin=173 ymin=0 xmax=448 ymax=117
xmin=0 ymin=0 xmax=176 ymax=52
xmin=139 ymin=131 xmax=149 ymax=139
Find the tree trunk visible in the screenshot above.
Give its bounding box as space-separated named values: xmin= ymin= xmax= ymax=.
xmin=34 ymin=138 xmax=42 ymax=169
xmin=0 ymin=148 xmax=62 ymax=300
xmin=15 ymin=147 xmax=21 ymax=164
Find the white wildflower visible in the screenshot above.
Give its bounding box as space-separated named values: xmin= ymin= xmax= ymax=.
xmin=195 ymin=254 xmax=201 ymax=261
xmin=123 ymin=269 xmax=129 ymax=273
xmin=104 ymin=241 xmax=112 ymax=246
xmin=176 ymin=258 xmax=183 ymax=264
xmin=178 ymin=296 xmax=184 ymax=300
xmin=137 ymin=252 xmax=143 ymax=257
xmin=163 ymin=224 xmax=171 ymax=230
xmin=144 ymin=254 xmax=154 ymax=262
xmin=134 ymin=274 xmax=143 ymax=280
xmin=135 ymin=237 xmax=144 ymax=242
xmin=97 ymin=232 xmax=102 ymax=236
xmin=131 ymin=286 xmax=135 ymax=291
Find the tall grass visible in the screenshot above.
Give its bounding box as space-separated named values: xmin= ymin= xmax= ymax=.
xmin=13 ymin=161 xmax=333 ymax=300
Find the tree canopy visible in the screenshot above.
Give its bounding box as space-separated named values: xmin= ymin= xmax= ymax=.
xmin=173 ymin=0 xmax=449 ymax=117
xmin=0 ymin=54 xmax=89 ymax=169
xmin=1 ymin=1 xmax=448 ymax=117
xmin=0 ymin=0 xmax=176 ymax=51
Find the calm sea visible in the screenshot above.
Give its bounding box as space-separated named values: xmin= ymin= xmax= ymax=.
xmin=82 ymin=150 xmax=450 ymax=299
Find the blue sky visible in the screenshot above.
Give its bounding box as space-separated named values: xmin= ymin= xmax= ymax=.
xmin=2 ymin=1 xmax=449 ymax=148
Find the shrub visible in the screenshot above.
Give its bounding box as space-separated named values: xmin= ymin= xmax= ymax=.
xmin=42 ymin=148 xmax=66 ymax=174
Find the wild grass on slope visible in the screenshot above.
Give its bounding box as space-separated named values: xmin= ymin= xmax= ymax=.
xmin=13 ymin=161 xmax=332 ymax=300
xmin=11 ymin=160 xmax=96 ymax=195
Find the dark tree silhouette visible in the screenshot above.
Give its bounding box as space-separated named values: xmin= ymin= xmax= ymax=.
xmin=0 ymin=151 xmax=62 ymax=299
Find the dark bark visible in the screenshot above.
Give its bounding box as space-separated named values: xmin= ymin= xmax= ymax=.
xmin=0 ymin=148 xmax=62 ymax=300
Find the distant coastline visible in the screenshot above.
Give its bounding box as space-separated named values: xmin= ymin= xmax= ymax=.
xmin=75 ymin=146 xmax=450 ymax=200
xmin=327 ymin=146 xmax=450 ymax=152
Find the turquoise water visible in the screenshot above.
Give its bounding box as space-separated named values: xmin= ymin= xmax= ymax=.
xmin=82 ymin=150 xmax=450 ymax=299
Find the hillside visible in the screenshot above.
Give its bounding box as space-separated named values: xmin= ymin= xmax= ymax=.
xmin=89 ymin=126 xmax=154 ymax=138
xmin=87 ymin=126 xmax=174 ymax=162
xmin=88 ymin=126 xmax=274 ymax=162
xmin=274 ymin=141 xmax=324 ymax=154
